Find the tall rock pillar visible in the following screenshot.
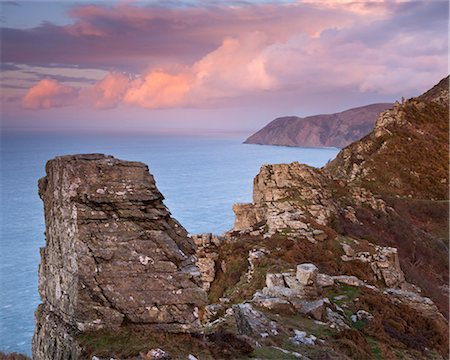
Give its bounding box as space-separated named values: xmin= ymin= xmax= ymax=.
xmin=33 ymin=154 xmax=207 ymax=359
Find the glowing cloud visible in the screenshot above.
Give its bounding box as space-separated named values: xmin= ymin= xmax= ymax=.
xmin=81 ymin=72 xmax=129 ymax=109
xmin=124 ymin=71 xmax=192 ymax=109
xmin=22 ymin=79 xmax=78 ymax=109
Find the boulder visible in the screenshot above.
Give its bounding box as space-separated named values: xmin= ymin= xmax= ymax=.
xmin=233 ymin=303 xmax=278 ymax=337
xmin=316 ymin=273 xmax=334 ymax=287
xmin=266 ymin=273 xmax=286 ymax=288
xmin=296 ymin=264 xmax=319 ymax=286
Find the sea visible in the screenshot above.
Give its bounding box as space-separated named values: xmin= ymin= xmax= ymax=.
xmin=0 ymin=129 xmax=339 ymax=355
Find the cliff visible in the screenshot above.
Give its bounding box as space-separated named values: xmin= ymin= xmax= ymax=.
xmin=244 ymin=103 xmax=393 ymax=148
xmin=220 ymin=76 xmax=448 ymax=358
xmin=33 ymin=154 xmax=207 ymax=359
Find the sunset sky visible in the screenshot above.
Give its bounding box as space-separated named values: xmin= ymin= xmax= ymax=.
xmin=1 ymin=0 xmax=448 ymax=132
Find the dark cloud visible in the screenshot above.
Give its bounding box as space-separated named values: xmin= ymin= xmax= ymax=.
xmin=0 ymin=62 xmax=21 ymax=70
xmin=0 ymin=2 xmax=355 ymax=71
xmin=21 ymin=70 xmax=98 ymax=84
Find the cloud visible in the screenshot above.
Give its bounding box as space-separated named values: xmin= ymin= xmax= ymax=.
xmin=81 ymin=72 xmax=130 ymax=109
xmin=12 ymin=1 xmax=449 ymax=111
xmin=21 ymin=79 xmax=78 ymax=109
xmin=124 ymin=71 xmax=192 ymax=109
xmin=0 ymin=2 xmax=358 ymax=70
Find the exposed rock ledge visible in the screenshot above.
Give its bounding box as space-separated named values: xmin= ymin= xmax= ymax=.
xmin=33 ymin=154 xmax=207 ymax=360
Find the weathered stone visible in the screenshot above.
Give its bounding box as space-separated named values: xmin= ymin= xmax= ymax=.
xmin=32 ymin=304 xmax=82 ymax=360
xmin=34 ymin=154 xmax=208 ymax=359
xmin=204 ymin=304 xmax=225 ymax=322
xmin=233 ymin=303 xmax=278 ymax=337
xmin=352 ymin=310 xmax=374 ymax=323
xmin=292 ymin=330 xmax=317 ymax=346
xmin=296 ymin=264 xmax=318 ymax=286
xmin=316 ymin=273 xmax=334 ymax=287
xmin=144 ymin=348 xmax=171 ymax=360
xmin=232 ymin=163 xmax=339 ymax=233
xmin=384 ymin=288 xmax=445 ymax=321
xmin=266 ymin=273 xmax=286 ymax=288
xmin=253 ymin=297 xmax=295 ymax=314
xmin=262 ymin=286 xmax=298 ymax=299
xmin=247 ymin=249 xmax=267 ymax=281
xmin=291 ymin=298 xmax=330 ymax=321
xmin=232 ymin=203 xmax=266 ymax=231
xmin=332 ymin=275 xmax=362 ymax=287
xmin=325 ymin=308 xmax=349 ymax=330
xmin=340 ymin=242 xmax=405 ymax=288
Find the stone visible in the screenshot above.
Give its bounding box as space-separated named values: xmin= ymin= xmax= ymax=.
xmin=384 ymin=289 xmax=445 ymax=321
xmin=340 ymin=243 xmax=405 ymax=288
xmin=192 ymin=233 xmax=223 ymax=291
xmin=316 ymin=273 xmax=334 ymax=287
xmin=266 ymin=273 xmax=285 ymax=288
xmin=247 ymin=249 xmax=267 ymax=281
xmin=354 ymin=310 xmax=374 ymax=322
xmin=233 ymin=303 xmax=278 ymax=337
xmin=342 ymin=244 xmax=355 ymax=257
xmin=292 ymin=330 xmax=317 ymax=346
xmin=232 ymin=163 xmax=339 ymax=233
xmin=291 ymin=298 xmax=330 ymax=321
xmin=145 ymin=348 xmax=171 ymax=360
xmin=262 ymin=286 xmax=298 ymax=299
xmin=204 ymin=304 xmax=225 ymax=322
xmin=252 ymin=292 xmax=295 ymax=314
xmin=33 ymin=154 xmax=208 ymax=359
xmin=332 ymin=275 xmax=362 ymax=287
xmin=325 ymin=308 xmax=349 ymax=330
xmin=296 ymin=264 xmax=318 ymax=286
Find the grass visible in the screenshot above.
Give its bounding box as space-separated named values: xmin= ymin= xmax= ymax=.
xmin=251 ymin=346 xmax=300 ymax=359
xmin=366 ymin=337 xmax=383 ymax=360
xmin=77 ymin=328 xmax=211 ymax=359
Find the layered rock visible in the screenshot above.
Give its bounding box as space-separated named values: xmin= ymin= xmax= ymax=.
xmin=233 ymin=162 xmax=337 ymax=238
xmin=33 ymin=154 xmax=207 ymax=359
xmin=192 ymin=233 xmax=223 ymax=291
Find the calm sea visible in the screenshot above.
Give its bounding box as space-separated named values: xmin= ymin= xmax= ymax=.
xmin=0 ymin=129 xmax=339 ymax=355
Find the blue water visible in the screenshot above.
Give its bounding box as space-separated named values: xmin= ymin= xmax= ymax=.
xmin=0 ymin=129 xmax=339 ymax=355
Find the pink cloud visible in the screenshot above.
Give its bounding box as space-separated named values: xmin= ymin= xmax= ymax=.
xmin=124 ymin=71 xmax=192 ymax=109
xmin=80 ymin=72 xmax=129 ymax=109
xmin=12 ymin=1 xmax=448 ymax=112
xmin=21 ymin=79 xmax=78 ymax=109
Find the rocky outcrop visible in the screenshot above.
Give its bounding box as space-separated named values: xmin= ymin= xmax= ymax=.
xmin=192 ymin=233 xmax=223 ymax=291
xmin=233 ymin=162 xmax=337 ymax=238
xmin=244 ymin=103 xmax=393 ymax=148
xmin=33 ymin=154 xmax=207 ymax=359
xmin=340 ymin=241 xmax=405 ymax=288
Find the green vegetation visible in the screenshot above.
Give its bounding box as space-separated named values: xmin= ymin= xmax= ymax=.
xmin=366 ymin=337 xmax=383 ymax=360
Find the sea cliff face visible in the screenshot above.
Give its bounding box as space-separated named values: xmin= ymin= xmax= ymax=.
xmin=33 ymin=77 xmax=448 ymax=360
xmin=33 ymin=154 xmax=207 ymax=360
xmin=244 ymin=103 xmax=393 ymax=148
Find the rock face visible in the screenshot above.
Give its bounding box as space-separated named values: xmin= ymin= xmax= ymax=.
xmin=192 ymin=233 xmax=223 ymax=291
xmin=244 ymin=103 xmax=393 ymax=148
xmin=33 ymin=154 xmax=207 ymax=359
xmin=233 ymin=162 xmax=337 ymax=237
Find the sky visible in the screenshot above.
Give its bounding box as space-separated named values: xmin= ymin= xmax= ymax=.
xmin=0 ymin=0 xmax=448 ymax=132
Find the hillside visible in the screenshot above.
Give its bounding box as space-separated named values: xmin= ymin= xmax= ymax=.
xmin=244 ymin=103 xmax=393 ymax=148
